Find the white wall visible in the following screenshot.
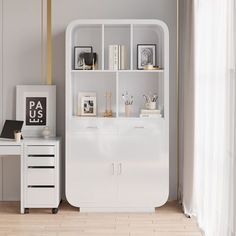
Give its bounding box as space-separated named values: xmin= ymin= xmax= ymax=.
xmin=0 ymin=0 xmax=178 ymax=201
xmin=0 ymin=0 xmax=42 ymax=200
xmin=0 ymin=0 xmax=3 ymax=199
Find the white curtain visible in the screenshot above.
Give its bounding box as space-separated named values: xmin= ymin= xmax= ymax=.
xmin=181 ymin=0 xmax=236 ymax=235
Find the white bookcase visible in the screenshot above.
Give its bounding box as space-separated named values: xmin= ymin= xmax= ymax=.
xmin=66 ymin=19 xmax=169 ymax=212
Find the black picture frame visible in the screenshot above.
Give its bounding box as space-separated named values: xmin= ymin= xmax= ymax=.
xmin=137 ymin=44 xmax=156 ymax=70
xmin=74 ymin=46 xmax=93 ymax=70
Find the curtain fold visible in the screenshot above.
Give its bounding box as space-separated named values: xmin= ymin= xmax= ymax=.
xmin=181 ymin=0 xmax=236 ymax=235
xmin=179 ymin=0 xmax=195 ymax=216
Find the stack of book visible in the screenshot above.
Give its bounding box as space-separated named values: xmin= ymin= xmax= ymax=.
xmin=139 ymin=109 xmax=161 ymax=118
xmin=108 ymin=45 xmax=126 ymax=70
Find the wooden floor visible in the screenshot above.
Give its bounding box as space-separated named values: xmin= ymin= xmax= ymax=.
xmin=0 ymin=201 xmax=202 ymax=236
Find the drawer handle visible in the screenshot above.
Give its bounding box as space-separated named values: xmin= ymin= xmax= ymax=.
xmin=28 ymin=155 xmax=54 ymax=157
xmin=28 ymin=185 xmax=55 ymax=188
xmin=118 ymin=163 xmax=122 ymax=175
xmin=133 ymin=126 xmax=145 ymax=129
xmin=112 ymin=163 xmax=115 ymax=175
xmin=86 ymin=126 xmax=98 ymax=129
xmin=28 ymin=166 xmax=54 ymax=169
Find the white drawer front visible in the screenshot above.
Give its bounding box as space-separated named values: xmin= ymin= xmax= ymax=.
xmin=26 ymin=187 xmax=56 ymax=206
xmin=27 ymin=168 xmax=55 ymax=186
xmin=69 ymin=119 xmax=118 ymax=134
xmin=0 ymin=146 xmax=21 ymax=155
xmin=27 ymin=145 xmax=55 ymax=155
xmin=27 ymin=157 xmax=54 ymax=167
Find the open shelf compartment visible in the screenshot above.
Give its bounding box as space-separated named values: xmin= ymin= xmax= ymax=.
xmin=71 ymin=24 xmax=103 ymax=70
xmin=71 ymin=72 xmax=117 ymax=117
xmin=133 ymin=24 xmax=164 ymax=70
xmin=117 ymin=72 xmax=164 ymax=118
xmin=104 ymin=24 xmax=131 ymax=70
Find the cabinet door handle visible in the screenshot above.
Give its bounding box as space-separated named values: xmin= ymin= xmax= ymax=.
xmin=112 ymin=163 xmax=115 ymax=175
xmin=118 ymin=163 xmax=122 ymax=175
xmin=86 ymin=126 xmax=98 ymax=129
xmin=133 ymin=126 xmax=145 ymax=129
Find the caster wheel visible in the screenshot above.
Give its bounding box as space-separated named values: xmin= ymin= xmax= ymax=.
xmin=24 ymin=208 xmax=29 ymax=214
xmin=52 ymin=208 xmax=58 ymax=214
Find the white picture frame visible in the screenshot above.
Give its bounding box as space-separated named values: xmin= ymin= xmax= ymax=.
xmin=78 ymin=92 xmax=96 ymax=116
xmin=16 ymin=85 xmax=56 ymax=137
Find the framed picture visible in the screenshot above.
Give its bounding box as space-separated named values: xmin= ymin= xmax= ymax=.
xmin=78 ymin=92 xmax=96 ymax=116
xmin=74 ymin=46 xmax=93 ymax=70
xmin=137 ymin=44 xmax=156 ymax=69
xmin=16 ymin=85 xmax=56 ymax=137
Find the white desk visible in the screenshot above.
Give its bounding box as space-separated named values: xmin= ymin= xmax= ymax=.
xmin=0 ymin=138 xmax=61 ymax=214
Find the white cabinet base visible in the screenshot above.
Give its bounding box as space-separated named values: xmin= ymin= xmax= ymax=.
xmin=79 ymin=207 xmax=155 ymax=213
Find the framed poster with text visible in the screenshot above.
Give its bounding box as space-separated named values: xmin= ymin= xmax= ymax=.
xmin=16 ymin=85 xmax=56 ymax=137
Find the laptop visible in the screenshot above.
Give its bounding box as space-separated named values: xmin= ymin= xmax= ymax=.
xmin=0 ymin=120 xmax=24 ymax=139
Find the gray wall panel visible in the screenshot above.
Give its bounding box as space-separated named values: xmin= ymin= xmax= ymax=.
xmin=1 ymin=0 xmax=41 ymax=201
xmin=0 ymin=0 xmax=178 ymax=201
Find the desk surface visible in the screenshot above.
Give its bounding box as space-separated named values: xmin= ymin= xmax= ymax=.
xmin=0 ymin=137 xmax=61 ymax=146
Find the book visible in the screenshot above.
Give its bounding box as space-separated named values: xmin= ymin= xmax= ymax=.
xmin=140 ymin=113 xmax=161 ymax=118
xmin=108 ymin=45 xmax=126 ymax=70
xmin=108 ymin=45 xmax=114 ymax=70
xmin=120 ymin=45 xmax=126 ymax=70
xmin=113 ymin=45 xmax=119 ymax=70
xmin=140 ymin=109 xmax=161 ymax=114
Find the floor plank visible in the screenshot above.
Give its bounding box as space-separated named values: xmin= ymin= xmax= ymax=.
xmin=0 ymin=201 xmax=202 ymax=236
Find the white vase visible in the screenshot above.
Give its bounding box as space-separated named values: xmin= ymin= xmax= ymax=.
xmin=125 ymin=104 xmax=133 ymax=117
xmin=145 ymin=102 xmax=156 ymax=110
xmin=42 ymin=126 xmax=51 ymax=138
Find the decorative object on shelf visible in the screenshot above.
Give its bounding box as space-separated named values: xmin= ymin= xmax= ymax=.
xmin=14 ymin=130 xmax=22 ymax=142
xmin=82 ymin=52 xmax=97 ymax=70
xmin=16 ymin=85 xmax=56 ymax=138
xmin=125 ymin=104 xmax=133 ymax=117
xmin=104 ymin=91 xmax=113 ymax=117
xmin=109 ymin=45 xmax=126 ymax=70
xmin=146 ymin=102 xmax=156 ymax=110
xmin=143 ymin=63 xmax=154 ymax=70
xmin=74 ymin=46 xmax=93 ymax=70
xmin=42 ymin=126 xmax=51 ymax=138
xmin=137 ymin=44 xmax=156 ymax=70
xmin=143 ymin=65 xmax=162 ymax=70
xmin=122 ymin=92 xmax=133 ymax=117
xmin=140 ymin=109 xmax=161 ymax=118
xmin=78 ymin=92 xmax=97 ymax=116
xmin=143 ymin=93 xmax=158 ymax=110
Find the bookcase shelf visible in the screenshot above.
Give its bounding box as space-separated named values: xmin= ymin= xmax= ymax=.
xmin=66 ymin=19 xmax=169 ymax=120
xmin=71 ymin=69 xmax=164 ymax=73
xmin=66 ymin=19 xmax=169 ymax=212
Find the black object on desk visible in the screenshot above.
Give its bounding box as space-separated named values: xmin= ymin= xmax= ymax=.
xmin=0 ymin=120 xmax=24 ymax=139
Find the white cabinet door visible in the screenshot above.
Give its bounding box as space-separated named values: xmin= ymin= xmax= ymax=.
xmin=66 ymin=133 xmax=117 ymax=206
xmin=116 ymin=121 xmax=169 ymax=207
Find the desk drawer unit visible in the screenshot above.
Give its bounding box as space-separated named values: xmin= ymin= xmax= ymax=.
xmin=24 ymin=142 xmax=61 ymax=214
xmin=27 ymin=145 xmax=55 ymax=155
xmin=26 ymin=187 xmax=56 ymax=206
xmin=27 ymin=156 xmax=54 ymax=167
xmin=27 ymin=168 xmax=55 ymax=186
